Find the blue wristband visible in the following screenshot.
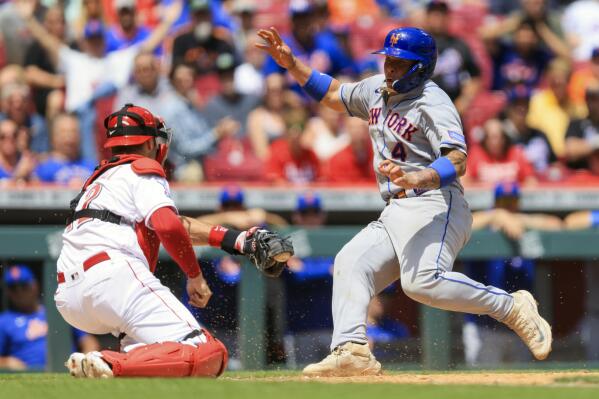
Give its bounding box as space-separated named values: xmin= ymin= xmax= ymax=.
xmin=429 ymin=157 xmax=457 ymax=188
xmin=591 ymin=210 xmax=599 ymax=227
xmin=302 ymin=70 xmax=333 ymax=101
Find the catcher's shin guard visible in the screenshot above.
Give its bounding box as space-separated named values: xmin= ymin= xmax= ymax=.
xmin=100 ymin=333 xmax=228 ymax=377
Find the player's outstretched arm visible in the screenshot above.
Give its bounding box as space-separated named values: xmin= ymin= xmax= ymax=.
xmin=256 ymin=27 xmax=345 ymax=112
xmin=379 ymin=148 xmax=467 ymax=190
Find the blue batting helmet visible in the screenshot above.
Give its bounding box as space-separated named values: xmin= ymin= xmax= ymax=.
xmin=373 ymin=27 xmax=437 ymax=93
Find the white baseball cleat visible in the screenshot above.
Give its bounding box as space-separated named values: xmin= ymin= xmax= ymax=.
xmin=65 ymin=352 xmax=86 ymax=378
xmin=82 ymin=351 xmax=114 ymax=378
xmin=502 ymin=290 xmax=552 ymax=360
xmin=302 ymin=342 xmax=382 ymax=377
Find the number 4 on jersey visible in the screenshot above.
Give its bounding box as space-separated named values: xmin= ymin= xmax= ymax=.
xmin=391 ymin=142 xmax=406 ymax=161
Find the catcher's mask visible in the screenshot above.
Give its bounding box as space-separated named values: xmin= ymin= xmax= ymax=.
xmin=103 ymin=103 xmax=171 ymax=163
xmin=154 ymin=115 xmax=172 ymax=165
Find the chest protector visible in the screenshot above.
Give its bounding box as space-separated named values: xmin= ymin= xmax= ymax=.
xmin=67 ymin=154 xmax=165 ymax=225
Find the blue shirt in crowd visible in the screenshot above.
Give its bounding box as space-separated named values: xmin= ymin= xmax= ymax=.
xmin=35 ymin=157 xmax=95 ymax=184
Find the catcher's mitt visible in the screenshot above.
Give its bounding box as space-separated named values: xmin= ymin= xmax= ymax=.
xmin=242 ymin=228 xmax=294 ymax=277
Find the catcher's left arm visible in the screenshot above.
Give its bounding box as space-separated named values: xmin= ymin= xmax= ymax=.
xmin=179 ymin=216 xmax=294 ymax=277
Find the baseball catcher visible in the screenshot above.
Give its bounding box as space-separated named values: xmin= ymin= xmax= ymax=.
xmin=57 ymin=104 xmax=293 ymax=378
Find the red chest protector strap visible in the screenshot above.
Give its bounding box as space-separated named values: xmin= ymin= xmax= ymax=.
xmin=67 ymin=154 xmax=161 ymax=225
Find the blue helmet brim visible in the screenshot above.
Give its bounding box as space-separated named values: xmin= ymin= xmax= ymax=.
xmin=372 ymin=47 xmax=424 ymax=61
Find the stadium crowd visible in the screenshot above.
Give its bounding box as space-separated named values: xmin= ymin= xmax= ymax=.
xmin=0 ymin=0 xmax=597 ymax=187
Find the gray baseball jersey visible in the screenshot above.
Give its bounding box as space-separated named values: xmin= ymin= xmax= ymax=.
xmin=328 ymin=76 xmax=514 ymax=351
xmin=340 ymin=75 xmax=467 ymax=200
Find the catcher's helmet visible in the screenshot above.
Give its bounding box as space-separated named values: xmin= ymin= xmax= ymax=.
xmin=104 ymin=103 xmax=165 ymax=148
xmin=373 ymin=27 xmax=437 ymax=93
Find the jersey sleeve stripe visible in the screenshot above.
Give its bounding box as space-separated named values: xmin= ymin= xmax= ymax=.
xmin=440 ymin=141 xmax=467 ymax=154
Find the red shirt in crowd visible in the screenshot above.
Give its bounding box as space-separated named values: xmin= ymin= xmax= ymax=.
xmin=266 ymin=139 xmax=321 ymax=184
xmin=467 ymin=144 xmax=535 ymax=184
xmin=324 ymin=141 xmax=375 ymax=182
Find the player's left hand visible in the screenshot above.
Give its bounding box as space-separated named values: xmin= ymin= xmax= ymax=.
xmin=378 ymin=160 xmax=438 ymax=190
xmin=241 ymin=227 xmax=294 ymax=277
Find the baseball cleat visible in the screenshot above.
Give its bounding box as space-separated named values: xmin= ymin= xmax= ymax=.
xmin=65 ymin=352 xmax=86 ymax=378
xmin=82 ymin=351 xmax=114 ymax=378
xmin=502 ymin=290 xmax=552 ymax=360
xmin=302 ymin=342 xmax=382 ymax=377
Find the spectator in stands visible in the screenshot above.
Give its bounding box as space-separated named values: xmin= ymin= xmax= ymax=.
xmin=71 ymin=0 xmax=105 ymax=42
xmin=113 ymin=52 xmax=177 ymax=115
xmin=203 ymin=52 xmax=261 ymax=134
xmin=0 ymin=82 xmax=48 ymax=153
xmin=0 ymin=64 xmax=26 ymax=88
xmin=304 ymin=105 xmax=348 ymax=161
xmin=171 ymin=0 xmax=235 ymax=77
xmin=501 ymin=86 xmax=557 ymax=177
xmin=34 ymin=113 xmax=94 ymax=186
xmin=17 ymin=0 xmax=182 ymax=163
xmin=561 ymin=0 xmax=599 ymax=62
xmin=464 ymin=182 xmax=561 ymax=366
xmin=105 ymin=0 xmax=161 ymax=55
xmin=0 ymin=0 xmax=45 ymax=65
xmin=481 ymin=0 xmax=568 ymax=56
xmin=0 ymin=119 xmax=36 ymax=184
xmin=0 ymin=265 xmax=100 ymax=370
xmin=564 ymin=84 xmax=599 ymax=170
xmin=323 ymin=116 xmax=374 ymax=183
xmin=23 ymin=6 xmax=70 ymax=119
xmin=485 ymin=20 xmax=555 ymax=90
xmin=247 ymin=74 xmax=295 ymax=160
xmin=285 ymin=193 xmax=333 ymax=365
xmin=165 ymin=63 xmax=242 ymax=182
xmin=230 ymin=0 xmax=258 ymax=55
xmin=465 ymin=118 xmax=536 ymax=185
xmin=527 ymin=58 xmax=586 ymax=157
xmin=266 ymin=108 xmax=321 ymax=184
xmin=425 ymin=1 xmax=481 ymax=115
xmin=234 ymin=35 xmax=266 ymax=97
xmin=568 ymin=47 xmax=599 ymax=112
xmin=171 ymin=62 xmax=201 ymax=108
xmin=262 ymin=1 xmax=355 ymax=84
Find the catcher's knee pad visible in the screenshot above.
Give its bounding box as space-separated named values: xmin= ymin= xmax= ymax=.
xmin=100 ymin=332 xmax=228 ymax=377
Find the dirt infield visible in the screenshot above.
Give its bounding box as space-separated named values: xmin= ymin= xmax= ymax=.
xmin=228 ymin=371 xmax=599 ymax=386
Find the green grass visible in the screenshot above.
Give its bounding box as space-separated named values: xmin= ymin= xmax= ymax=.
xmin=0 ymin=372 xmax=597 ymax=399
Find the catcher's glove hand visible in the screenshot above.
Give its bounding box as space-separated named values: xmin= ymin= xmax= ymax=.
xmin=242 ymin=227 xmax=294 ymax=277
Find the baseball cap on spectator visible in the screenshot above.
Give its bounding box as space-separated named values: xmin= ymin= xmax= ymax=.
xmin=219 ymin=185 xmax=245 ymax=207
xmin=494 ymin=182 xmax=520 ymax=200
xmin=233 ymin=0 xmax=256 ymax=14
xmin=215 ymin=52 xmax=237 ymax=73
xmin=4 ymin=265 xmax=35 ymax=286
xmin=114 ymin=0 xmax=135 ymax=10
xmin=289 ymin=0 xmax=313 ymax=16
xmin=190 ymin=0 xmax=211 ymax=12
xmin=296 ymin=192 xmax=322 ymax=213
xmin=84 ymin=19 xmax=105 ymax=39
xmin=494 ymin=182 xmax=520 ymax=211
xmin=506 ymin=85 xmax=532 ymax=103
xmin=426 ymin=0 xmax=449 ymax=13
